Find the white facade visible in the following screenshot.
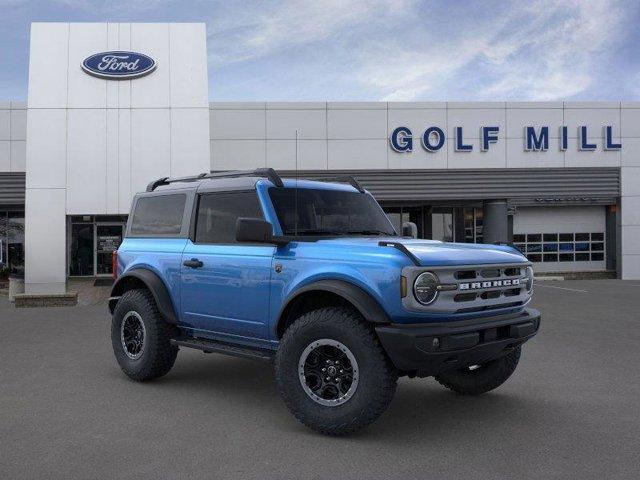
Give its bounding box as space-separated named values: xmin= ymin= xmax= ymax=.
xmin=24 ymin=23 xmax=210 ymax=293
xmin=0 ymin=101 xmax=26 ymax=172
xmin=2 ymin=22 xmax=640 ymax=294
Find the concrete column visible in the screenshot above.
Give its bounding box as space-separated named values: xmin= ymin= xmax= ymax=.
xmin=483 ymin=200 xmax=509 ymax=244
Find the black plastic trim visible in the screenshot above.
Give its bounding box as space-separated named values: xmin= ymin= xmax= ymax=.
xmin=109 ymin=269 xmax=178 ymax=324
xmin=375 ymin=308 xmax=541 ymax=375
xmin=278 ymin=279 xmax=390 ymax=329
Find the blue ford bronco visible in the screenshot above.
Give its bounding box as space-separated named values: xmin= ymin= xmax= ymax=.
xmin=109 ymin=168 xmax=540 ymax=435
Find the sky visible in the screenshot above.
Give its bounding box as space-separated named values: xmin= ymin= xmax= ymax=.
xmin=1 ymin=0 xmax=639 ymax=102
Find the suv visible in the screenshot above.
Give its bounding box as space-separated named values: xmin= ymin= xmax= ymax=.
xmin=109 ymin=168 xmax=540 ymax=435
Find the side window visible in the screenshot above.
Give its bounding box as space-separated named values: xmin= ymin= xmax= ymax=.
xmin=130 ymin=194 xmax=186 ymax=236
xmin=195 ymin=191 xmax=264 ymax=244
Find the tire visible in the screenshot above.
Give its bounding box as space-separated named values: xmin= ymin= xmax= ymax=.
xmin=435 ymin=347 xmax=521 ymax=396
xmin=111 ymin=288 xmax=179 ymax=382
xmin=275 ymin=306 xmax=398 ymax=436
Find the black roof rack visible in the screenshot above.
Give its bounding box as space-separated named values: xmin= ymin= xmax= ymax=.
xmin=146 ymin=168 xmax=284 ymax=192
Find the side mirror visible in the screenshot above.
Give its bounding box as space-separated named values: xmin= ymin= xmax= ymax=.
xmin=402 ymin=221 xmax=418 ymax=238
xmin=236 ymin=218 xmax=287 ymax=245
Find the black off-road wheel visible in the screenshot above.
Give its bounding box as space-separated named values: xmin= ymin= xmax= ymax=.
xmin=434 ymin=347 xmax=521 ymax=396
xmin=275 ymin=307 xmax=398 ymax=436
xmin=111 ymin=288 xmax=179 ymax=382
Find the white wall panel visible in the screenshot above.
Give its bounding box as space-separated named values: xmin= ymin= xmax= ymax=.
xmin=266 ymin=109 xmax=326 ymax=139
xmin=621 ymin=196 xmax=640 ymax=226
xmin=25 ymin=188 xmax=66 ymax=294
xmin=117 ymin=23 xmax=132 ymax=109
xmin=564 ymin=143 xmax=620 ymax=168
xmin=130 ymin=23 xmax=170 ymax=108
xmin=621 ymin=138 xmax=640 ymax=167
xmin=621 ymin=254 xmax=640 ymax=279
xmin=328 ymin=140 xmax=387 ymax=169
xmin=25 ymin=109 xmax=67 ymax=189
xmin=67 ymin=23 xmax=108 ymax=109
xmin=170 ymin=108 xmax=211 ymax=177
xmin=211 ymin=140 xmax=265 ymax=170
xmin=266 ymin=139 xmax=327 ymax=170
xmin=11 ymin=141 xmax=26 ymax=172
xmin=10 ymin=109 xmax=27 ymax=140
xmin=106 ymin=23 xmax=120 ymax=108
xmin=0 ymin=110 xmax=9 ymax=140
xmin=564 ymin=107 xmax=620 ymax=138
xmin=0 ymin=141 xmax=9 ymax=171
xmin=506 ymin=108 xmax=563 ymax=138
xmin=130 ymin=108 xmax=171 ymax=194
xmin=446 ymin=137 xmax=506 ymax=169
xmin=210 ymin=109 xmax=265 ymax=139
xmin=328 ymin=110 xmax=386 ymax=139
xmin=447 ymin=108 xmax=506 ymax=141
xmin=621 ymin=225 xmax=640 ymax=255
xmin=506 ymin=138 xmax=564 ymax=168
xmin=106 ymin=108 xmax=119 ymax=212
xmin=28 ymin=23 xmax=68 ymax=108
xmin=621 ymin=108 xmax=640 ymax=138
xmin=621 ymin=166 xmax=640 ymax=196
xmin=66 ymin=109 xmax=107 ymax=214
xmin=117 ymin=109 xmax=132 ymax=213
xmin=169 ymin=23 xmax=208 ymax=108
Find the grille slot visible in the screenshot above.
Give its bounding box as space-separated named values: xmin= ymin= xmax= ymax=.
xmin=480 ymin=269 xmax=501 ymax=278
xmin=454 ymin=293 xmax=477 ymax=302
xmin=455 ymin=270 xmax=476 ymax=280
xmin=504 ymin=267 xmax=521 ymax=277
xmin=504 ymin=288 xmax=521 ymax=297
xmin=456 ymin=301 xmax=524 ymax=314
xmin=480 ymin=290 xmax=501 ymax=300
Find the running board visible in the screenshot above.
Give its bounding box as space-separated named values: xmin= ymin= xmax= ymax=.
xmin=170 ymin=336 xmax=275 ymax=363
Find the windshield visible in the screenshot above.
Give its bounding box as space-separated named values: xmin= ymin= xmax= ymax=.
xmin=268 ymin=188 xmax=397 ymax=237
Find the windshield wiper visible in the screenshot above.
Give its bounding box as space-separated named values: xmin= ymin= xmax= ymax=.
xmin=346 ymin=230 xmax=395 ymax=236
xmin=285 ymin=228 xmax=347 ymax=236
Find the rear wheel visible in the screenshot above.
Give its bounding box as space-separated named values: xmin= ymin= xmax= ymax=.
xmin=111 ymin=288 xmax=178 ymax=381
xmin=275 ymin=307 xmax=398 ymax=436
xmin=435 ymin=347 xmax=521 ymax=395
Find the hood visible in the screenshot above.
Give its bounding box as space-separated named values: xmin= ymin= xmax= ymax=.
xmin=312 ymin=237 xmax=527 ymax=266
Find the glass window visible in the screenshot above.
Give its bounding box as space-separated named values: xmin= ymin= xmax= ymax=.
xmin=559 ymin=233 xmax=574 ymax=241
xmin=130 ymin=194 xmax=186 ymax=236
xmin=515 ymin=231 xmax=605 ymax=264
xmin=527 ymin=234 xmax=541 ymax=242
xmin=513 ymin=234 xmax=525 ymax=243
xmin=543 ymin=233 xmax=558 ymax=241
xmin=69 ymin=224 xmax=95 ymax=276
xmin=195 ymin=192 xmax=263 ymax=244
xmin=591 ymin=233 xmax=604 ymax=241
xmin=7 ymin=212 xmax=25 ymax=274
xmin=576 ymin=253 xmax=590 ymax=261
xmin=575 ymin=233 xmax=590 ymax=241
xmin=269 ymin=188 xmax=396 ymax=237
xmin=591 ymin=252 xmax=604 ymax=261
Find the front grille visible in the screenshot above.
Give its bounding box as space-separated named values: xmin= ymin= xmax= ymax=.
xmin=402 ymin=262 xmax=531 ymax=315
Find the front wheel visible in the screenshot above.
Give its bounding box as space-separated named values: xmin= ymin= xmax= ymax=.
xmin=275 ymin=307 xmax=398 ymax=436
xmin=435 ymin=347 xmax=521 ymax=395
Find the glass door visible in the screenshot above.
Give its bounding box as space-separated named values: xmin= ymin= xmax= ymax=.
xmin=95 ymin=224 xmax=123 ymax=276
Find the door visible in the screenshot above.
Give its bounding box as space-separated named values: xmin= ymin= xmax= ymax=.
xmin=180 ymin=191 xmax=274 ymax=342
xmin=95 ymin=224 xmax=124 ymax=276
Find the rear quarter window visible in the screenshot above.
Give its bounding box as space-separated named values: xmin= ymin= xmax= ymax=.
xmin=130 ymin=194 xmax=186 ymax=236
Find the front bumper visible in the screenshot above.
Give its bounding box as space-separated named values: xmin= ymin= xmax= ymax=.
xmin=375 ymin=308 xmax=541 ymax=376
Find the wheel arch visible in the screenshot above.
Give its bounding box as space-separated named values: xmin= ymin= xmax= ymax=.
xmin=276 ymin=279 xmax=390 ymax=338
xmin=109 ymin=269 xmax=178 ymax=324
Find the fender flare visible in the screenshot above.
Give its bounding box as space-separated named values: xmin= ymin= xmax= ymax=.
xmin=109 ymin=269 xmax=178 ymax=324
xmin=278 ymin=279 xmax=390 ymax=332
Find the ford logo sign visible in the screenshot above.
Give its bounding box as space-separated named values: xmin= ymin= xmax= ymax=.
xmin=82 ymin=51 xmax=156 ymax=80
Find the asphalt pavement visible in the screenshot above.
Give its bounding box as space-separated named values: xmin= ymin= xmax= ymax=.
xmin=1 ymin=280 xmax=639 ymax=479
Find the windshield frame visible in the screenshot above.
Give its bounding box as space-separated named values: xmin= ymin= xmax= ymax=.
xmin=266 ymin=186 xmax=397 ymax=240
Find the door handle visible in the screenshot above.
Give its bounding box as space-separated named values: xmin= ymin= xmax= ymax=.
xmin=183 ymin=258 xmax=204 ymax=268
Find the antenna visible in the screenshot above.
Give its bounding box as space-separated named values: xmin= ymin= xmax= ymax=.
xmin=294 ymin=129 xmax=299 ymax=237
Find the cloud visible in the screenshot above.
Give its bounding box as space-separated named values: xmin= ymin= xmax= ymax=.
xmin=358 ymin=0 xmax=628 ymax=101
xmin=207 ymin=0 xmax=411 ymax=66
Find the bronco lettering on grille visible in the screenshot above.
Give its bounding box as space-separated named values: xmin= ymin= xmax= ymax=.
xmin=459 ymin=279 xmax=520 ymax=290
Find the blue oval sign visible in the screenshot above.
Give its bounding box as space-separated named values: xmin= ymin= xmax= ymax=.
xmin=82 ymin=51 xmax=156 ymax=80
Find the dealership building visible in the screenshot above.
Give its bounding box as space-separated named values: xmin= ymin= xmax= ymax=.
xmin=1 ymin=22 xmax=640 ymax=296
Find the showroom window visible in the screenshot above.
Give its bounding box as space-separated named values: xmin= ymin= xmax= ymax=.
xmin=0 ymin=211 xmax=25 ymax=278
xmin=513 ymin=232 xmax=605 ymax=263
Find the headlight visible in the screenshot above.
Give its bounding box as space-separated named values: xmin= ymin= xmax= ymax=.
xmin=524 ymin=266 xmax=534 ymax=293
xmin=414 ymin=272 xmax=439 ymax=305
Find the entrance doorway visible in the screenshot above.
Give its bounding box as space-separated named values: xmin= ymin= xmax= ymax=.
xmin=68 ymin=216 xmax=126 ymax=277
